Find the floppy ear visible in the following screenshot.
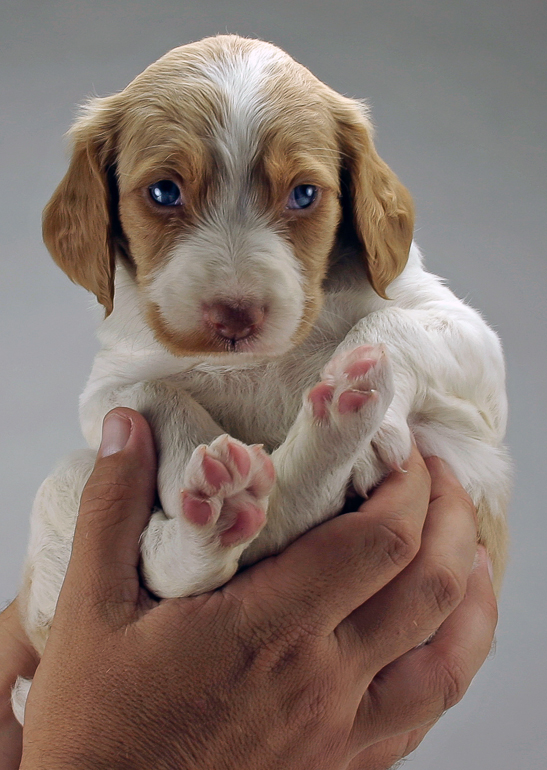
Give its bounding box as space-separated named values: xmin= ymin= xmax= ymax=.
xmin=334 ymin=98 xmax=414 ymax=298
xmin=42 ymin=98 xmax=120 ymax=315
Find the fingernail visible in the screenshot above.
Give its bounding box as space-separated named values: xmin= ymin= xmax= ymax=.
xmin=99 ymin=411 xmax=132 ymax=457
xmin=423 ymin=454 xmax=442 ymax=465
xmin=474 ymin=545 xmax=494 ymax=582
xmin=424 ymin=456 xmax=452 ymax=476
xmin=472 ymin=546 xmax=481 ymax=572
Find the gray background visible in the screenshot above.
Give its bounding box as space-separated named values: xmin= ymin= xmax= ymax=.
xmin=1 ymin=0 xmax=546 ymax=766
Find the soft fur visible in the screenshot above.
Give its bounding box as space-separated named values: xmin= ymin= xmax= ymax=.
xmin=13 ymin=35 xmax=510 ymax=724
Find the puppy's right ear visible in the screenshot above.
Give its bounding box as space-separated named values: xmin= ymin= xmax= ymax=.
xmin=42 ymin=97 xmax=120 ymax=315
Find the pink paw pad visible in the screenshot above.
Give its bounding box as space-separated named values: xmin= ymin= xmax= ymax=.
xmin=181 ymin=435 xmax=274 ymax=548
xmin=308 ymin=344 xmax=386 ymax=420
xmin=225 ymin=440 xmax=252 ymax=477
xmin=219 ymin=504 xmax=266 ymax=547
xmin=307 ymin=382 xmax=334 ymax=420
xmin=345 ymin=358 xmax=377 ymax=379
xmin=337 ymin=389 xmax=373 ymax=415
xmin=201 ymin=451 xmax=233 ymax=490
xmin=181 ymin=492 xmax=214 ymax=527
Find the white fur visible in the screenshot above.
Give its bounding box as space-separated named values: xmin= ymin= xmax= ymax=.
xmin=146 ymin=218 xmax=306 ymax=355
xmin=202 ymin=42 xmax=287 ymax=171
xmin=30 ymin=242 xmax=509 ymax=606
xmin=13 ymin=38 xmax=510 ymax=724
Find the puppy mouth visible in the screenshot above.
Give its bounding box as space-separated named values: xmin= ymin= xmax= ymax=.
xmin=146 ymin=291 xmax=301 ymax=359
xmin=215 ymin=334 xmax=260 ymax=353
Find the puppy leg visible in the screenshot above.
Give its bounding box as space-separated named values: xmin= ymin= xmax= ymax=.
xmin=242 ymin=344 xmax=394 ymax=565
xmin=333 ymin=307 xmax=510 ymax=588
xmin=142 ymin=435 xmax=274 ymax=597
xmin=83 ymin=380 xmax=275 ymax=597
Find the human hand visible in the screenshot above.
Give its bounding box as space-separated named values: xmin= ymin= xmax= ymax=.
xmin=19 ymin=408 xmax=497 ymax=770
xmin=345 ymin=470 xmax=496 ymax=769
xmin=0 ymin=599 xmax=39 ymax=769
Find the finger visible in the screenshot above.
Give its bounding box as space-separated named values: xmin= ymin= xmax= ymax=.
xmin=425 ymin=455 xmax=477 ymax=530
xmin=340 ymin=455 xmax=478 ymax=672
xmin=0 ymin=716 xmax=23 ymax=770
xmin=0 ymin=600 xmax=38 ymax=770
xmin=350 ymin=546 xmax=497 ymax=751
xmin=346 ymin=722 xmax=435 ymax=770
xmin=0 ymin=600 xmax=39 ymax=679
xmin=248 ymin=445 xmax=431 ymax=634
xmin=62 ymin=408 xmax=157 ymax=614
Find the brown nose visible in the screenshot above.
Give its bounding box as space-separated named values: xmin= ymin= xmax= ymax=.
xmin=203 ymin=302 xmax=265 ymax=342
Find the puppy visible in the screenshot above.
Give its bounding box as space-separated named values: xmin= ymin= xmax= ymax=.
xmin=13 ymin=35 xmax=510 ymax=722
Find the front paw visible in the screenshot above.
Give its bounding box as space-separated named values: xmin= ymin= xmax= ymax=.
xmin=306 ymin=344 xmax=394 ymax=436
xmin=181 ymin=435 xmax=275 ymax=547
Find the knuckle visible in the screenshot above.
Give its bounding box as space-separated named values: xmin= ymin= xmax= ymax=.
xmin=298 ymin=675 xmax=335 ymax=724
xmin=455 ymin=489 xmax=477 ymax=522
xmin=424 ymin=562 xmax=467 ymax=617
xmin=442 ymin=482 xmax=477 ymax=524
xmin=484 ymin=594 xmax=499 ymax=629
xmin=235 ymin=610 xmax=309 ymax=675
xmin=376 ymin=518 xmax=420 ymax=570
xmin=80 ymin=473 xmax=134 ymax=515
xmin=436 ymin=653 xmax=470 ymax=710
xmin=263 ymin=623 xmax=323 ymax=674
xmin=414 ymin=455 xmax=433 ymax=487
xmin=237 ymin=620 xmax=337 ymax=726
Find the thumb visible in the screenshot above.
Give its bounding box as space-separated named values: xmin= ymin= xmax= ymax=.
xmin=62 ymin=408 xmax=157 ymax=615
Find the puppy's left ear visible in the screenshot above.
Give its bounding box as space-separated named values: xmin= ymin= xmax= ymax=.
xmin=333 ymin=98 xmax=414 ymax=298
xmin=42 ymin=96 xmax=120 ymax=315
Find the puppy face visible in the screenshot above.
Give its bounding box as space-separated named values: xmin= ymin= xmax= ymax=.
xmin=43 ymin=36 xmax=414 ymax=358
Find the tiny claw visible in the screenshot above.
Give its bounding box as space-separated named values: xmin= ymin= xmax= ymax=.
xmin=202 ymin=453 xmax=232 ymax=489
xmin=226 ymin=441 xmax=251 ymax=477
xmin=249 ymin=444 xmax=268 ymax=461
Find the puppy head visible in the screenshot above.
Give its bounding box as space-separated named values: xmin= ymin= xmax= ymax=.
xmin=43 ymin=35 xmax=413 ymax=358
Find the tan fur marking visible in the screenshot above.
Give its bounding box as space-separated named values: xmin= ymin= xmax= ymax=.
xmin=42 ymin=95 xmax=122 ymax=314
xmin=328 ymin=94 xmax=415 ymax=298
xmin=43 ymin=35 xmax=414 ymax=342
xmin=146 ymin=304 xmax=223 ymax=356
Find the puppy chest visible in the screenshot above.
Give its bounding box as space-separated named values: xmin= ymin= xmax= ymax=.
xmin=179 ymin=366 xmax=312 ymax=450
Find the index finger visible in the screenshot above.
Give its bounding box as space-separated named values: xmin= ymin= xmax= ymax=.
xmin=250 ymin=445 xmax=431 ymax=634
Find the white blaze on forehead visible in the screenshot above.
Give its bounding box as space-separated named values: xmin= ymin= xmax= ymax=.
xmin=142 ymin=41 xmax=309 ymax=355
xmin=199 ymin=43 xmax=288 ymax=173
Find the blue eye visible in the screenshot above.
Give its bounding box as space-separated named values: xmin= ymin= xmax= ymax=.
xmin=287 ymin=184 xmax=318 ymax=210
xmin=148 ymin=180 xmax=182 ymax=207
